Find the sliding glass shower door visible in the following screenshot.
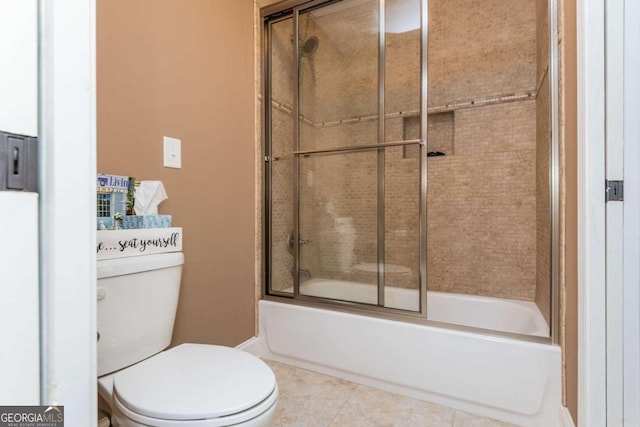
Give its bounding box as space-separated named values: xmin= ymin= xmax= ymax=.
xmin=264 ymin=0 xmax=560 ymax=341
xmin=264 ymin=0 xmax=425 ymax=313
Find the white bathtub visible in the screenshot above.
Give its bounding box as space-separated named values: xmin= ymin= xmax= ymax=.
xmin=253 ymin=282 xmax=563 ymax=426
xmin=292 ymin=278 xmax=549 ymax=337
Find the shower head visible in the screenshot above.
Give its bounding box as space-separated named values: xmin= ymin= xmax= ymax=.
xmin=289 ymin=34 xmax=319 ymax=57
xmin=301 ymin=36 xmax=319 ymax=57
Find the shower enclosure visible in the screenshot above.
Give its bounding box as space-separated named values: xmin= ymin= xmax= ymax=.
xmin=262 ymin=0 xmax=559 ymax=342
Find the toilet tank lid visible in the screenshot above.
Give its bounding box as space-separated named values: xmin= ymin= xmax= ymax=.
xmin=113 ymin=344 xmax=276 ymax=421
xmin=97 ymin=252 xmax=184 ymax=279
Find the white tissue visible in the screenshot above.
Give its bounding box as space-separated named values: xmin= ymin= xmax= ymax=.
xmin=134 ymin=181 xmax=168 ymax=215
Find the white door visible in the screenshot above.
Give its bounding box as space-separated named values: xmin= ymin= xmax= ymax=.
xmin=1 ymin=0 xmax=97 ymax=424
xmin=579 ymin=0 xmax=640 ymax=424
xmin=605 ymin=0 xmax=624 ymax=422
xmin=606 ymin=0 xmax=640 ymax=424
xmin=622 ymin=0 xmax=640 ymax=423
xmin=0 ymin=0 xmax=40 ymax=404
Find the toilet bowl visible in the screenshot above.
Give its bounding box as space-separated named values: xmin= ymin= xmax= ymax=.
xmin=97 ymin=252 xmax=278 ymax=426
xmin=98 ymin=344 xmax=277 ymax=427
xmin=352 ymin=262 xmax=412 ymax=288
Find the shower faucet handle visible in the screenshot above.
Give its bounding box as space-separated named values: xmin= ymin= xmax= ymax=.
xmin=287 ymin=232 xmax=311 ymax=254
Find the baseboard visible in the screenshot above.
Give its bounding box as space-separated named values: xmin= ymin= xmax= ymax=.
xmin=560 ymin=406 xmax=576 ymax=427
xmin=235 ymin=336 xmax=263 ymax=356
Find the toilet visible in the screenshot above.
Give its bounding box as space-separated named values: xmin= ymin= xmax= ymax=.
xmin=352 ymin=262 xmax=412 ymax=288
xmin=97 ymin=252 xmax=278 ymax=427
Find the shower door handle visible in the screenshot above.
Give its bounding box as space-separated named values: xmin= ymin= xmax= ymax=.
xmin=287 ymin=232 xmax=311 ymax=254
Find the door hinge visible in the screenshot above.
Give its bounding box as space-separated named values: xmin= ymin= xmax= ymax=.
xmin=605 ymin=180 xmax=624 ymax=202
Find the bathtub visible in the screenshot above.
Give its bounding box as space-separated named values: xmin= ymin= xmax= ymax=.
xmin=252 ymin=279 xmax=563 ymax=426
xmin=291 ymin=278 xmax=549 ymax=337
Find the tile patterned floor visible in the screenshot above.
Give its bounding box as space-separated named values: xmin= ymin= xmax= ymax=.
xmin=265 ymin=360 xmax=521 ymax=427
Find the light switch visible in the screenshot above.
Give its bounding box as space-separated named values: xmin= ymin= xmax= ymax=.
xmin=163 ymin=136 xmax=181 ymax=169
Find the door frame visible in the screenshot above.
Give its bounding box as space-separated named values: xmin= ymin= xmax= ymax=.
xmin=578 ymin=0 xmax=640 ymax=424
xmin=38 ymin=0 xmax=97 ymax=425
xmin=577 ymin=0 xmax=606 ymax=424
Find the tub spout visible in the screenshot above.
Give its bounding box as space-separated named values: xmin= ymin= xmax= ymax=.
xmin=299 ymin=269 xmax=311 ymax=278
xmin=291 ymin=269 xmax=311 ymax=279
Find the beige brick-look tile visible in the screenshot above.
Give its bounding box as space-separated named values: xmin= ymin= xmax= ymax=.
xmin=535 ymin=0 xmax=552 ymax=328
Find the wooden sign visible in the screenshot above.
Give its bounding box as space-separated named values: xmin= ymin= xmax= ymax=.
xmin=97 ymin=227 xmax=182 ymax=260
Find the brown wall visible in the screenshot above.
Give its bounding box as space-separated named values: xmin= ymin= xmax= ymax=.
xmin=97 ymin=0 xmax=256 ymax=347
xmin=561 ymin=0 xmax=579 ymax=421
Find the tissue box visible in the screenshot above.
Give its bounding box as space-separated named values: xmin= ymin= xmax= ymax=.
xmin=121 ymin=215 xmax=172 ymax=229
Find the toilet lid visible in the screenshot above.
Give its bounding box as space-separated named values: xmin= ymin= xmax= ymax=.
xmin=113 ymin=343 xmax=276 ymax=421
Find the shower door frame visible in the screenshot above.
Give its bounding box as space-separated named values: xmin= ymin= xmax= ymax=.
xmin=263 ymin=0 xmax=429 ymax=318
xmin=261 ymin=0 xmax=561 ymax=345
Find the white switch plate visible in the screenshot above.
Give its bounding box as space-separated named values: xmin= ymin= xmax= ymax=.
xmin=163 ymin=136 xmax=181 ymax=169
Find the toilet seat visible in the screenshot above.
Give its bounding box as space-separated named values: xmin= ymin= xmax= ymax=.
xmin=107 ymin=343 xmax=278 ymax=426
xmin=112 ymin=386 xmax=278 ymax=427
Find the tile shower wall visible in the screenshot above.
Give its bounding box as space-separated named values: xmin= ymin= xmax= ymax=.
xmin=427 ymin=102 xmax=537 ymax=299
xmin=263 ymin=0 xmax=547 ymax=304
xmin=428 ymin=0 xmax=536 ymax=107
xmin=425 ymin=0 xmax=537 ymax=299
xmin=535 ymin=0 xmax=552 ymax=325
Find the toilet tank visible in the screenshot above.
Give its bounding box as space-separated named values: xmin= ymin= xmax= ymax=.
xmin=97 ymin=252 xmax=184 ymax=376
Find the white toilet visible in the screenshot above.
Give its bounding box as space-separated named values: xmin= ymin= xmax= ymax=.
xmin=97 ymin=252 xmax=278 ymax=427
